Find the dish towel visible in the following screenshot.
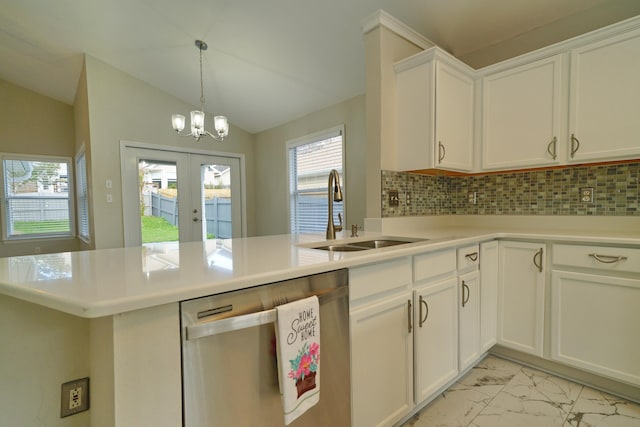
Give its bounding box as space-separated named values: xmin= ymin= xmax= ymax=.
xmin=276 ymin=296 xmax=320 ymax=425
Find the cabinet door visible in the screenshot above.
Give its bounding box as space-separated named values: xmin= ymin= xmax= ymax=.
xmin=413 ymin=278 xmax=458 ymax=403
xmin=569 ymin=28 xmax=640 ymax=162
xmin=480 ymin=241 xmax=498 ymax=353
xmin=551 ymin=270 xmax=640 ymax=386
xmin=396 ymin=58 xmax=435 ymax=172
xmin=482 ymin=55 xmax=564 ymax=170
xmin=458 ymin=270 xmax=481 ymax=371
xmin=497 ymin=241 xmax=545 ymax=356
xmin=350 ymin=292 xmax=413 ymax=427
xmin=435 ymin=61 xmax=474 ymax=171
xmin=395 ymin=48 xmax=474 ymax=173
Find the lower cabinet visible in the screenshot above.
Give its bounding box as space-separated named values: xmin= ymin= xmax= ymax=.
xmin=413 ymin=277 xmax=458 ymax=403
xmin=551 ymin=243 xmax=640 ymax=386
xmin=350 ymin=292 xmax=414 ymax=427
xmin=458 ymin=270 xmax=480 ymax=371
xmin=349 ymin=258 xmax=413 ymax=427
xmin=479 ymin=241 xmax=498 ymax=353
xmin=551 ymin=271 xmax=640 ymax=386
xmin=497 ymin=241 xmax=545 ymax=357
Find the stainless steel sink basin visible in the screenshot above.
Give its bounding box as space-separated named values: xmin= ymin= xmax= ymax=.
xmin=310 ymin=238 xmax=426 ymax=252
xmin=312 ymin=244 xmax=370 ymax=252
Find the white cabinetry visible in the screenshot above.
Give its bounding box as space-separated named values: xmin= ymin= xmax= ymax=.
xmin=497 ymin=241 xmax=545 ymax=357
xmin=551 ymin=244 xmax=640 ymax=386
xmin=413 ymin=250 xmax=458 ymax=403
xmin=457 ymin=244 xmax=481 ymax=371
xmin=350 ymin=258 xmax=413 ymax=427
xmin=395 ymin=47 xmax=475 ymax=172
xmin=482 ymin=55 xmax=564 ymax=170
xmin=568 ymin=28 xmax=640 ymax=163
xmin=479 ymin=241 xmax=498 ymax=353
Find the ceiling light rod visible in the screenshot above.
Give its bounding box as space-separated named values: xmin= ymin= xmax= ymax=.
xmin=171 ymin=40 xmax=229 ymax=142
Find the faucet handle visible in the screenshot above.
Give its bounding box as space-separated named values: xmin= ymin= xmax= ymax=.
xmin=335 ymin=213 xmax=343 ymax=232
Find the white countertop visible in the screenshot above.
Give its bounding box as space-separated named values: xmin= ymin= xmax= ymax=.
xmin=1 ymin=226 xmax=639 ymax=318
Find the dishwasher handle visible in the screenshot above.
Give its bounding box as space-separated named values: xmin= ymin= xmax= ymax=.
xmin=186 ymin=286 xmax=347 ymax=341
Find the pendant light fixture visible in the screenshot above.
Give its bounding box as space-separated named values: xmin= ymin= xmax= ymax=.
xmin=171 ymin=40 xmax=229 ymax=141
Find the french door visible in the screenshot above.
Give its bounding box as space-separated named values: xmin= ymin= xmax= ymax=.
xmin=121 ymin=144 xmax=244 ymax=247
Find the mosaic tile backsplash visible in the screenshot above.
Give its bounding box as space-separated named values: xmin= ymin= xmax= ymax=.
xmin=381 ymin=162 xmax=640 ymax=217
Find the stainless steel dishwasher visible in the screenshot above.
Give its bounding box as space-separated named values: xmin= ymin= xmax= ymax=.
xmin=180 ymin=269 xmax=350 ymax=427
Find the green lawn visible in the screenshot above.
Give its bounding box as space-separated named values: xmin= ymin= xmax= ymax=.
xmin=141 ymin=216 xmax=214 ymax=243
xmin=141 ymin=216 xmax=179 ymax=243
xmin=13 ymin=220 xmax=70 ymax=234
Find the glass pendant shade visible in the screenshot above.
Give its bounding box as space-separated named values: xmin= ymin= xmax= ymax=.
xmin=214 ymin=116 xmax=229 ymax=138
xmin=171 ymin=114 xmax=186 ymax=132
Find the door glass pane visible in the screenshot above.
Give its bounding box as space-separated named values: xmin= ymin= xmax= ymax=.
xmin=199 ymin=163 xmax=232 ymax=240
xmin=138 ymin=159 xmax=180 ymax=244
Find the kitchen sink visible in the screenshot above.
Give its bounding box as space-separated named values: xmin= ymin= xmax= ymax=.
xmin=309 ymin=238 xmax=427 ymax=252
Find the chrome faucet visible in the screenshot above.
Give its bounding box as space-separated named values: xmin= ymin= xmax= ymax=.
xmin=326 ymin=169 xmax=343 ymax=239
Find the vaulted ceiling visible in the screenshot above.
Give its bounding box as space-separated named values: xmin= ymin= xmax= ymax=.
xmin=1 ymin=0 xmax=639 ymax=133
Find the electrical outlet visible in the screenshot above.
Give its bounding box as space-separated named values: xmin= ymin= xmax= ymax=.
xmin=389 ymin=190 xmax=399 ymax=207
xmin=405 ymin=192 xmax=411 ymax=206
xmin=468 ymin=191 xmax=477 ymax=205
xmin=580 ymin=187 xmax=594 ymax=203
xmin=61 ymin=377 xmax=89 ymax=417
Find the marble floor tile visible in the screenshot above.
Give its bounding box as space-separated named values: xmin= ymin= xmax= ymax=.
xmin=472 ymin=367 xmax=582 ymax=427
xmin=564 ymin=386 xmax=640 ymax=427
xmin=405 ymin=356 xmax=521 ymax=427
xmin=401 ymin=356 xmax=640 ymax=427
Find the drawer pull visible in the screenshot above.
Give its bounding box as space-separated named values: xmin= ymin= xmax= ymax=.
xmin=407 ymin=299 xmax=413 ymax=334
xmin=589 ymin=253 xmax=628 ymax=264
xmin=465 ymin=252 xmax=478 ymax=262
xmin=418 ymin=295 xmax=429 ymax=327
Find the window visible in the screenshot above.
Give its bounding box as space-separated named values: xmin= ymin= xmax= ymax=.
xmin=75 ymin=149 xmax=90 ymax=242
xmin=287 ymin=126 xmax=344 ymax=233
xmin=1 ymin=155 xmax=74 ymax=240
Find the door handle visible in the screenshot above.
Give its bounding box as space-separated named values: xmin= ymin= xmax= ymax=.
xmin=465 ymin=252 xmax=478 ymax=262
xmin=186 ymin=287 xmax=347 ymax=340
xmin=407 ymin=299 xmax=413 ymax=334
xmin=461 ymin=281 xmax=470 ymax=307
xmin=438 ymin=141 xmax=446 ymax=163
xmin=547 ymin=136 xmax=557 ymax=160
xmin=418 ymin=295 xmax=429 ymax=327
xmin=533 ymin=248 xmax=544 ymax=272
xmin=570 ymin=134 xmax=580 ymax=158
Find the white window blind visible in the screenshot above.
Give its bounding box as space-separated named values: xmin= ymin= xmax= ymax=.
xmin=75 ymin=150 xmax=90 ymax=241
xmin=288 ymin=127 xmax=344 ymax=233
xmin=1 ymin=156 xmax=74 ymax=239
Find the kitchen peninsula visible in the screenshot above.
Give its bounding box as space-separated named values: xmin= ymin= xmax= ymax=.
xmin=1 ymin=215 xmax=639 ymax=426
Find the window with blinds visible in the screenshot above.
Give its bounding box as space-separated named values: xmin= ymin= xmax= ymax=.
xmin=288 ymin=127 xmax=344 ymax=233
xmin=75 ymin=150 xmax=90 ymax=241
xmin=1 ymin=155 xmax=74 ymax=240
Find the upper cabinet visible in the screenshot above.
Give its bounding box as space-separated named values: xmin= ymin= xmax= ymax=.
xmin=482 ymin=55 xmax=565 ymax=170
xmin=395 ymin=47 xmax=475 ymax=173
xmin=568 ymin=28 xmax=640 ymax=163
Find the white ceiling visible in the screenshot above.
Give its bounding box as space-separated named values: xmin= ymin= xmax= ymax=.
xmin=1 ymin=0 xmax=639 ymax=134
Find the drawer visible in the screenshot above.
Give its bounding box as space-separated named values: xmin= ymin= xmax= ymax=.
xmin=414 ymin=249 xmax=456 ymax=282
xmin=553 ymin=244 xmax=640 ymax=274
xmin=457 ymin=244 xmax=480 ymax=271
xmin=349 ymin=257 xmax=411 ymax=302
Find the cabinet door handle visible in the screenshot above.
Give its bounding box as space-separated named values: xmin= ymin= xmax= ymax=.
xmin=407 ymin=299 xmax=412 ymax=334
xmin=589 ymin=253 xmax=628 ymax=264
xmin=461 ymin=281 xmax=470 ymax=307
xmin=570 ymin=134 xmax=580 ymax=158
xmin=547 ymin=136 xmax=557 ymax=160
xmin=418 ymin=295 xmax=429 ymax=327
xmin=533 ymin=248 xmax=544 ymax=272
xmin=465 ymin=252 xmax=479 ymax=262
xmin=438 ymin=141 xmax=445 ymax=163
